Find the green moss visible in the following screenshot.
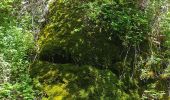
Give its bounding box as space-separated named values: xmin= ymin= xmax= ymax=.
xmin=38 ymin=0 xmax=122 ymax=66
xmin=30 ymin=61 xmax=131 ymax=100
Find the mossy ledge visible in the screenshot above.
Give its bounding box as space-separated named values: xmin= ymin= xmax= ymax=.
xmin=30 ymin=61 xmax=134 ymax=100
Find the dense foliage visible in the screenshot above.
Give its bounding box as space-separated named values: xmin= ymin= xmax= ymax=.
xmin=0 ymin=0 xmax=35 ymax=99
xmin=0 ymin=0 xmax=170 ymax=99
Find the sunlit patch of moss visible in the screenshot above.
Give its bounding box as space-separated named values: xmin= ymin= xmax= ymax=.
xmin=44 ymin=84 xmax=69 ymax=99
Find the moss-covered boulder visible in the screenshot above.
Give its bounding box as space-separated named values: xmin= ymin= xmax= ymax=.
xmin=38 ymin=0 xmax=149 ymax=67
xmin=30 ymin=61 xmax=137 ymax=100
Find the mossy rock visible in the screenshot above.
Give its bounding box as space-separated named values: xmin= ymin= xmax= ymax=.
xmin=38 ymin=0 xmax=150 ymax=68
xmin=30 ymin=61 xmax=130 ymax=100
xmin=38 ymin=0 xmax=123 ymax=66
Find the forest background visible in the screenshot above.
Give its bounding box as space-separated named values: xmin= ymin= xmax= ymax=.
xmin=0 ymin=0 xmax=170 ymax=100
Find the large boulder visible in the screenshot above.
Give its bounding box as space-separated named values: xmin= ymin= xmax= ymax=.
xmin=38 ymin=0 xmax=149 ymax=67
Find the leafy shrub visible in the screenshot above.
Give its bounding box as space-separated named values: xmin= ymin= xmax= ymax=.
xmin=0 ymin=0 xmax=35 ymax=99
xmin=0 ymin=25 xmax=35 ymax=100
